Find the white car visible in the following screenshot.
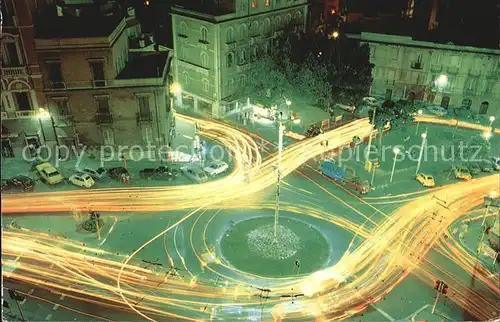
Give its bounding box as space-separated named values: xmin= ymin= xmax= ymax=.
xmin=334 ymin=103 xmax=356 ymax=113
xmin=361 ymin=97 xmax=379 ymax=106
xmin=77 ymin=167 xmax=107 ymax=180
xmin=204 ymin=161 xmax=229 ymax=176
xmin=491 ymin=157 xmax=500 ymax=171
xmin=69 ymin=174 xmax=95 ymax=188
xmin=426 ymin=105 xmax=447 ymax=117
xmin=180 ymin=166 xmax=208 ymax=183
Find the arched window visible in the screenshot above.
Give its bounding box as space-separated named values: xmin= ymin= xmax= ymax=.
xmin=229 ymin=78 xmax=235 ymax=91
xmin=179 ymin=45 xmax=187 ymax=60
xmin=262 ymin=18 xmax=271 ymax=36
xmin=294 ymin=11 xmax=303 ymax=24
xmin=202 ymin=78 xmax=209 ymax=92
xmin=274 ymin=16 xmax=282 ymax=30
xmin=238 ymin=23 xmax=248 ymax=40
xmin=227 ymin=52 xmax=234 ymax=68
xmin=250 ymin=21 xmax=259 ymax=36
xmin=239 ymin=49 xmax=247 ymax=65
xmin=285 ymin=13 xmax=292 ymax=26
xmin=263 ymin=42 xmax=269 ymax=54
xmin=200 ymin=26 xmax=208 ymax=43
xmin=251 ymin=45 xmax=258 ymax=60
xmin=200 ymin=52 xmax=209 ymax=67
xmin=226 ymin=27 xmax=234 ymax=43
xmin=240 ymin=75 xmax=246 ymax=87
xmin=461 ymin=98 xmax=472 ymax=109
xmin=479 ymin=101 xmax=489 ymax=114
xmin=182 ymin=71 xmax=189 ymax=85
xmin=179 ymin=22 xmax=187 ymax=36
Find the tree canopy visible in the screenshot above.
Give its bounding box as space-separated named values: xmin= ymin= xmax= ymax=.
xmin=241 ymin=30 xmax=373 ymax=109
xmin=369 ymin=100 xmax=415 ymax=134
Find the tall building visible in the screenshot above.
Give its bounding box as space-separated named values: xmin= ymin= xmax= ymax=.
xmin=171 ymin=0 xmax=308 ymax=117
xmin=30 ymin=1 xmax=173 ymax=153
xmin=1 ymin=0 xmax=45 ymax=158
xmin=355 ymin=32 xmax=500 ymax=116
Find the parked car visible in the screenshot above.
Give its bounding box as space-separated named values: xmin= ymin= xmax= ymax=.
xmin=180 ymin=165 xmax=208 ymax=183
xmin=416 ymin=173 xmax=435 ymax=187
xmin=467 ymin=163 xmax=481 ymax=175
xmin=305 ymin=126 xmax=323 ymax=138
xmin=35 ymin=162 xmax=64 ymax=185
xmin=204 ymin=161 xmax=229 ymax=176
xmin=69 ymin=174 xmax=95 ymax=188
xmin=334 ymin=103 xmax=356 ymax=113
xmin=491 ymin=157 xmax=500 ymax=171
xmin=77 ymin=167 xmax=107 ymax=180
xmin=426 ymin=105 xmax=447 ymax=117
xmin=139 ymin=166 xmax=178 ymax=181
xmin=453 ymin=166 xmax=472 ymax=181
xmin=361 ymin=97 xmax=379 ymax=106
xmin=479 ymin=159 xmax=495 ymax=172
xmin=1 ymin=175 xmax=35 ymax=192
xmin=108 ymin=167 xmax=130 ymax=182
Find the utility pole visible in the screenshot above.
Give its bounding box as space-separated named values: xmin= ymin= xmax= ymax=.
xmin=274 ymin=123 xmax=285 ymax=240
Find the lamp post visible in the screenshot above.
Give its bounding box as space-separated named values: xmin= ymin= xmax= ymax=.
xmin=365 ymin=106 xmax=377 ymax=162
xmin=38 ymin=108 xmax=59 ymax=147
xmin=415 ymin=131 xmax=427 ymax=175
xmin=482 ymin=131 xmax=492 ymax=141
xmin=415 ymin=109 xmax=423 ymax=135
xmin=390 ymin=147 xmax=400 ymax=183
xmin=274 ymin=122 xmax=285 ymax=240
xmin=489 ymin=116 xmax=495 ymax=131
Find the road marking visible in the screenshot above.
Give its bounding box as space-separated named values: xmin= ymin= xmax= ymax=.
xmin=52 ymin=304 xmax=60 ymax=310
xmin=370 ymin=304 xmax=395 ymax=321
xmin=45 ymin=314 xmax=52 ymax=320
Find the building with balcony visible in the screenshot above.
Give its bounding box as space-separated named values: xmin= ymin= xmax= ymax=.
xmin=171 ymin=0 xmax=308 ymax=117
xmin=353 ymin=32 xmax=500 ymax=116
xmin=33 ymin=1 xmax=174 ymax=150
xmin=0 ymin=0 xmax=46 ymax=157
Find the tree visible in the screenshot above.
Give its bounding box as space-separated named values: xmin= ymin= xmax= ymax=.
xmin=450 ymin=135 xmax=491 ymax=164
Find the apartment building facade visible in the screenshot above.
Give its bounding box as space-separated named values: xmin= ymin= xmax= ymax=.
xmin=171 ymin=0 xmax=308 ymax=117
xmin=32 ymin=2 xmax=173 ymax=153
xmin=1 ymin=0 xmax=46 ymax=158
xmin=357 ymin=32 xmax=500 ymax=116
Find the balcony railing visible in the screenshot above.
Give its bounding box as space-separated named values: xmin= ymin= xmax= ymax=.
xmin=136 ymin=112 xmax=152 ymax=123
xmin=1 ymin=66 xmax=27 ymax=77
xmin=96 ymin=113 xmax=113 ymax=124
xmin=446 ymin=66 xmax=459 ymax=74
xmin=411 ymin=62 xmax=423 ymax=70
xmin=16 ymin=110 xmax=39 ymax=118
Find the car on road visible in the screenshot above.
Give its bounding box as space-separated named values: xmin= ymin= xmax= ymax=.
xmin=491 ymin=157 xmax=500 ymax=171
xmin=305 ymin=125 xmax=322 ymax=138
xmin=35 ymin=162 xmax=64 ymax=185
xmin=426 ymin=105 xmax=447 ymax=117
xmin=68 ymin=174 xmax=95 ymax=188
xmin=453 ymin=166 xmax=472 ymax=181
xmin=203 ymin=161 xmax=229 ymax=176
xmin=334 ymin=103 xmax=356 ymax=113
xmin=467 ymin=163 xmax=481 ymax=175
xmin=77 ymin=167 xmax=107 ymax=180
xmin=479 ymin=159 xmax=495 ymax=172
xmin=1 ymin=175 xmax=35 ymax=192
xmin=108 ymin=167 xmax=130 ymax=182
xmin=416 ymin=173 xmax=435 ymax=187
xmin=139 ymin=166 xmax=178 ymax=181
xmin=180 ymin=165 xmax=208 ymax=183
xmin=361 ymin=97 xmax=379 ymax=106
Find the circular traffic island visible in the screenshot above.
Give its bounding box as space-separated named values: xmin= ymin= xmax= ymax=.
xmin=220 ymin=216 xmax=330 ymax=277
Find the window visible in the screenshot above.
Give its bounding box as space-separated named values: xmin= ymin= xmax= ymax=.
xmin=294 ymin=11 xmax=302 ymax=24
xmin=46 ymin=62 xmax=64 ymax=89
xmin=142 ymin=127 xmax=153 ymax=145
xmin=263 ymin=42 xmax=269 ymax=54
xmin=239 ymin=49 xmax=247 ymax=65
xmin=251 ymin=46 xmax=258 ymax=60
xmin=229 ymin=78 xmax=235 ymax=91
xmin=179 ymin=21 xmax=187 ymax=37
xmin=450 ymin=55 xmax=460 ymax=67
xmin=386 ymin=70 xmax=396 ymax=83
xmin=226 ymin=27 xmax=234 ymax=43
xmin=1 ymin=0 xmax=15 ymax=26
xmin=200 ymin=52 xmax=209 ymax=67
xmin=90 ymin=60 xmax=105 ymax=87
xmin=102 ymin=129 xmax=114 ymax=146
xmin=202 ymin=79 xmax=209 ymax=92
xmin=265 ymin=0 xmax=270 ymax=6
xmin=200 ymin=27 xmax=208 ymax=43
xmin=2 ymin=41 xmax=21 ymax=66
xmin=179 ymin=46 xmax=187 ymax=60
xmin=227 ymin=52 xmax=234 ymax=68
xmin=96 ymin=97 xmax=110 ymax=114
xmin=262 ymin=18 xmax=271 ymax=36
xmin=479 ymin=101 xmax=489 ymax=114
xmin=390 ymin=47 xmax=399 ymax=60
xmin=274 ymin=16 xmax=282 ymax=30
xmin=137 ymin=96 xmax=150 ymax=116
xmin=240 ymin=75 xmax=246 ymax=87
xmin=285 ymin=13 xmax=292 ymax=26
xmin=461 ymin=98 xmax=472 ymax=109
xmin=183 ymin=71 xmax=189 ymax=85
xmin=465 ymin=77 xmax=477 ymax=91
xmin=432 ymin=52 xmax=442 ymax=64
xmin=250 ymin=21 xmax=259 ymax=36
xmin=238 ymin=24 xmax=248 ymax=40
xmin=53 ymin=98 xmax=70 ymax=116
xmin=251 ymin=0 xmax=258 ymax=8
xmin=14 ymin=92 xmax=31 ymax=111
xmin=411 ymin=54 xmax=423 ymax=69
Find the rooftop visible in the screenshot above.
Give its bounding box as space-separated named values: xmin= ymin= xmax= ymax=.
xmin=35 ymin=5 xmax=124 ymax=38
xmin=172 ymin=0 xmax=235 ymax=18
xmin=116 ymin=52 xmax=170 ymax=80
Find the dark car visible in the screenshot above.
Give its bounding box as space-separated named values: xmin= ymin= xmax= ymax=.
xmin=139 ymin=166 xmax=178 ymax=181
xmin=1 ymin=175 xmax=35 ymax=192
xmin=305 ymin=126 xmax=322 ymax=138
xmin=108 ymin=167 xmax=130 ymax=181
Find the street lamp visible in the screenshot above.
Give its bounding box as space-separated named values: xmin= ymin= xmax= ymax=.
xmin=390 ymin=147 xmax=400 ymax=183
xmin=169 ymin=82 xmax=182 ymax=109
xmin=415 ymin=131 xmax=427 ymax=175
xmin=415 ymin=109 xmax=423 ymax=135
xmin=489 ymin=116 xmax=495 ymax=130
xmin=482 ymin=131 xmax=492 ymax=140
xmin=274 ymin=123 xmax=286 ymax=240
xmin=38 ymin=108 xmax=58 ymax=146
xmin=332 ymin=31 xmax=339 ymax=39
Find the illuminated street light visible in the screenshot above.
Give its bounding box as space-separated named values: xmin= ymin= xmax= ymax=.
xmin=482 ymin=131 xmax=492 ymax=140
xmin=169 ymin=83 xmax=182 ymax=95
xmin=415 ymin=131 xmax=427 ymax=175
xmin=489 ymin=116 xmax=496 ymax=130
xmin=293 ymin=118 xmax=301 ymax=124
xmin=390 ymin=147 xmax=401 ymax=183
xmin=490 ymin=191 xmax=498 ymax=198
xmin=332 ymin=31 xmax=339 ymax=39
xmin=39 ymin=107 xmax=50 ymax=118
xmin=415 ymin=109 xmax=423 ymax=134
xmin=285 ymin=99 xmax=292 ymax=106
xmin=435 ymin=74 xmax=448 ymax=88
xmin=38 ymin=108 xmax=58 ymax=146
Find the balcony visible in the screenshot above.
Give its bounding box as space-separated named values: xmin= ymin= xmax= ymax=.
xmin=15 ymin=110 xmax=39 ymax=118
xmin=136 ymin=112 xmax=152 ymax=123
xmin=96 ymin=113 xmax=113 ymax=124
xmin=446 ymin=66 xmax=459 ymax=74
xmin=430 ymin=64 xmax=442 ymax=73
xmin=1 ymin=66 xmax=27 ymax=77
